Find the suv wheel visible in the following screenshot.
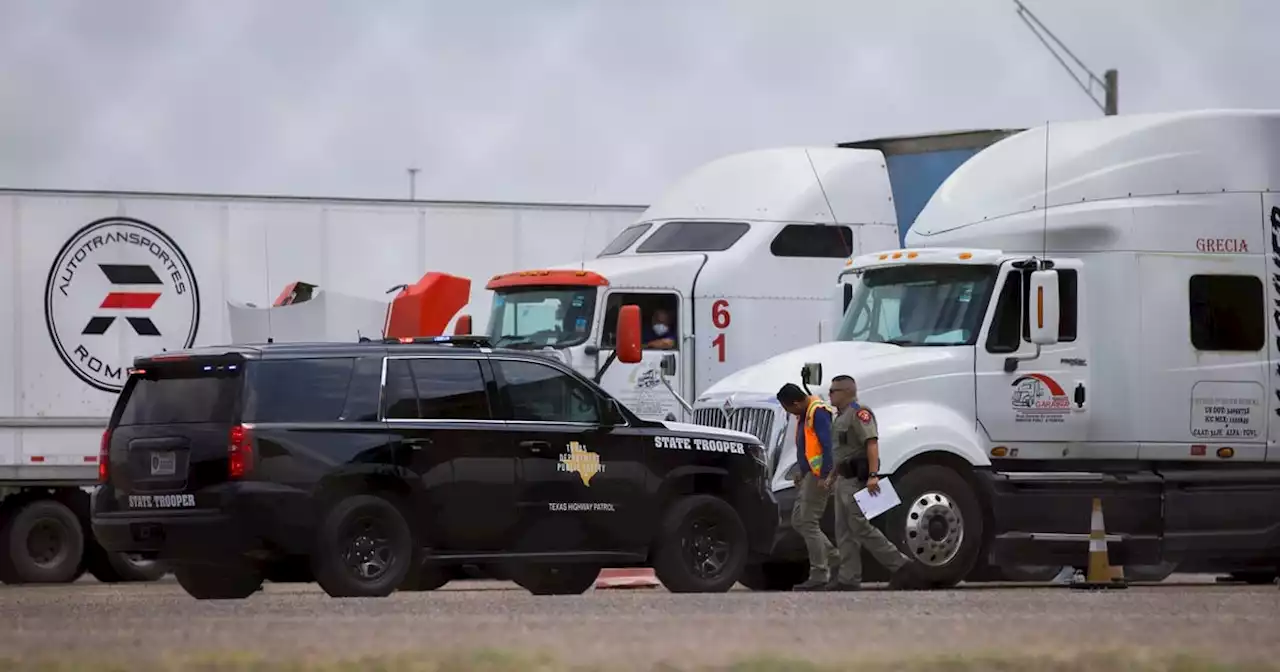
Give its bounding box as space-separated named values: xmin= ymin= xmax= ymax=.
xmin=312 ymin=494 xmax=414 ymax=598
xmin=510 ymin=564 xmax=600 ymax=595
xmin=174 ymin=563 xmax=263 ymax=600
xmin=652 ymin=494 xmax=748 ymax=593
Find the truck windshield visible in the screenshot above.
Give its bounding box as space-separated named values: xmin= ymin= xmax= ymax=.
xmin=836 ymin=264 xmax=996 ymax=346
xmin=487 ymin=286 xmax=598 ymax=349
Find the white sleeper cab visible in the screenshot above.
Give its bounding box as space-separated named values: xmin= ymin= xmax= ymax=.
xmin=694 ymin=108 xmax=1280 ymax=590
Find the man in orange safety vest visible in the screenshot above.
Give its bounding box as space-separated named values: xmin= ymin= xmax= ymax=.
xmin=777 ymin=383 xmax=841 ymax=591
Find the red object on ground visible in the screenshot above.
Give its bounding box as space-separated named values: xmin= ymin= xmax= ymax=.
xmin=594 ymin=568 xmax=661 ymax=590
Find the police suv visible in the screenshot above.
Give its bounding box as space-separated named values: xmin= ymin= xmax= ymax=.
xmin=90 ymin=327 xmax=776 ymax=600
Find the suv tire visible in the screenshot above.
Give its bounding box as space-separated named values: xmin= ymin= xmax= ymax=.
xmin=0 ymin=499 xmax=85 ymax=584
xmin=312 ymin=494 xmax=414 ymax=598
xmin=738 ymin=561 xmax=807 ymax=591
xmin=652 ymin=494 xmax=748 ymax=593
xmin=174 ymin=563 xmax=263 ymax=599
xmin=510 ymin=564 xmax=600 ymax=595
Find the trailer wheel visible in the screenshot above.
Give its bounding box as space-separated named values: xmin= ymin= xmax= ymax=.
xmin=881 ymin=465 xmax=983 ymax=589
xmin=0 ymin=499 xmax=86 ymax=584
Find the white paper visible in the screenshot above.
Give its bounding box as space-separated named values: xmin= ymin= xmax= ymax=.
xmin=853 ymin=477 xmax=901 ymax=520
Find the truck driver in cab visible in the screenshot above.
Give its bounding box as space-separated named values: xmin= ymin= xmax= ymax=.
xmin=644 ymin=308 xmax=676 ymax=349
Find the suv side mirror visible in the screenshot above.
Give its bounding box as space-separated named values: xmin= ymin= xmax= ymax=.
xmin=616 ymin=304 xmax=642 ymax=364
xmin=660 ymin=352 xmax=676 ymax=377
xmin=801 ymin=362 xmax=823 ymax=386
xmin=453 ymin=314 xmax=472 ymax=336
xmin=1028 ymin=269 xmax=1060 ymax=346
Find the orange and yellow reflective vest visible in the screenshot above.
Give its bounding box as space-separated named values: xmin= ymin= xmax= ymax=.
xmin=793 ymin=395 xmax=836 ymax=477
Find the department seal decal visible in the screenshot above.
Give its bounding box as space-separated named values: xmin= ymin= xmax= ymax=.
xmin=44 ymin=217 xmax=200 ymax=393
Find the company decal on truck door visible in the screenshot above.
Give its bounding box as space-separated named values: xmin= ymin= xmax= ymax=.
xmin=44 ymin=217 xmax=200 ymax=393
xmin=1010 ymin=373 xmax=1069 ymax=423
xmin=1190 ymin=382 xmax=1262 ymax=440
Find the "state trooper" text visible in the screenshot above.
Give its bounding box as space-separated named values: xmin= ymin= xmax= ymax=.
xmin=653 ymin=436 xmax=746 ymax=454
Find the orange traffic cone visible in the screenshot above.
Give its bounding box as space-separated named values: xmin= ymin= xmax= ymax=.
xmin=1070 ymin=497 xmax=1127 ymax=590
xmin=594 ymin=567 xmax=661 ymax=590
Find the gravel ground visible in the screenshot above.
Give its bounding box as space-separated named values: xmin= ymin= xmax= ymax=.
xmin=0 ymin=576 xmax=1277 ymax=670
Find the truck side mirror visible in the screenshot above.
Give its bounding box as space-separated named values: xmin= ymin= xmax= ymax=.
xmin=660 ymin=352 xmax=676 ymax=377
xmin=454 ymin=314 xmax=472 ymax=336
xmin=801 ymin=362 xmax=823 ymax=386
xmin=1028 ymin=269 xmax=1060 ymax=346
xmin=616 ymin=304 xmax=642 ymax=364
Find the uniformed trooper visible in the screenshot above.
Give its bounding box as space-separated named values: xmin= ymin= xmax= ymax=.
xmin=822 ymin=374 xmax=924 ymax=591
xmin=775 ymin=382 xmax=841 ymax=591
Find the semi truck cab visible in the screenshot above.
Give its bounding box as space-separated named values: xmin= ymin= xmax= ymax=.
xmin=693 ymin=109 xmax=1280 ymax=589
xmin=479 ymin=146 xmax=902 ymax=422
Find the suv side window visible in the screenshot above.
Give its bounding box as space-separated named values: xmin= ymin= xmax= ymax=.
xmin=494 ymin=359 xmax=601 ymax=424
xmin=408 ymin=358 xmax=492 ymax=419
xmin=244 ymin=357 xmax=356 ymax=423
xmin=382 ymin=359 xmax=421 ymax=419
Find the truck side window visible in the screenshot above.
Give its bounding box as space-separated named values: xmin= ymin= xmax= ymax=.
xmin=494 ymin=359 xmax=601 ymax=424
xmin=769 ymin=224 xmax=855 ymax=258
xmin=408 ymin=359 xmax=492 ymax=420
xmin=1188 ymin=274 xmax=1265 ymax=351
xmin=1019 ymin=269 xmax=1078 ymax=343
xmin=985 ymin=271 xmax=1023 ymax=353
xmin=600 ymin=293 xmax=680 ymax=350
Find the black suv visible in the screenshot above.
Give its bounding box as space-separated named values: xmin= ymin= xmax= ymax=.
xmin=91 ymin=337 xmax=777 ymax=599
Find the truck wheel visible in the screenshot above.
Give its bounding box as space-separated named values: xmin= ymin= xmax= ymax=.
xmin=652 ymin=494 xmax=748 ymax=593
xmin=174 ymin=563 xmax=263 ymax=600
xmin=882 ymin=465 xmax=983 ymax=589
xmin=311 ymin=494 xmax=414 ymax=598
xmin=737 ymin=561 xmax=807 ymax=591
xmin=510 ymin=564 xmax=601 ymax=595
xmin=0 ymin=499 xmax=85 ymax=584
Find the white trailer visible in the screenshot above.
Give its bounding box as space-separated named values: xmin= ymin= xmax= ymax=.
xmin=692 ymin=109 xmax=1280 ymax=590
xmin=0 ymin=187 xmax=643 ymax=584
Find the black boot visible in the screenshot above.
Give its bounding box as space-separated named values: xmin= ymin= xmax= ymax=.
xmin=889 ymin=560 xmax=927 ymax=590
xmin=792 ymin=576 xmax=830 ymax=591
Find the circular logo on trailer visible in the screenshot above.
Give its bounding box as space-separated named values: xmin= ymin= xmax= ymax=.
xmin=44 ymin=217 xmax=200 ymax=393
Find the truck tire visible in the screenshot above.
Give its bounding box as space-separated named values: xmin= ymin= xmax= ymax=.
xmin=311 ymin=494 xmax=414 ymax=598
xmin=509 ymin=564 xmax=601 ymax=595
xmin=0 ymin=499 xmax=85 ymax=584
xmin=174 ymin=563 xmax=263 ymax=600
xmin=737 ymin=561 xmax=808 ymax=591
xmin=651 ymin=494 xmax=748 ymax=593
xmin=881 ymin=465 xmax=983 ymax=589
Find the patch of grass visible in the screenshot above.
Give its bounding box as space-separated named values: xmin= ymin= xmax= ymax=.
xmin=0 ymin=648 xmax=1276 ymax=672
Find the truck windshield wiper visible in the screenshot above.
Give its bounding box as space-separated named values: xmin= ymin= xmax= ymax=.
xmin=882 ymin=338 xmax=917 ymax=347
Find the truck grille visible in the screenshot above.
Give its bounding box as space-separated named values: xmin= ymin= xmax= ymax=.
xmin=692 ymin=406 xmax=775 ymax=445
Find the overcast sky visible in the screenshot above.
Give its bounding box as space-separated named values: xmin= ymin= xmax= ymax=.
xmin=2 ymin=0 xmax=1276 ymax=205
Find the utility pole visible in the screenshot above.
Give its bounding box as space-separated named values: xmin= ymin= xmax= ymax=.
xmin=407 ymin=167 xmax=420 ymax=200
xmin=1013 ymin=0 xmax=1118 ymax=116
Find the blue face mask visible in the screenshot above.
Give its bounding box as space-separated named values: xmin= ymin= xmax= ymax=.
xmin=652 ymin=323 xmax=670 ymax=337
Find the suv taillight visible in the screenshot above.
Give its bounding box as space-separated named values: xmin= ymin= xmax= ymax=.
xmin=99 ymin=429 xmax=111 ymax=483
xmin=229 ymin=424 xmax=254 ymax=479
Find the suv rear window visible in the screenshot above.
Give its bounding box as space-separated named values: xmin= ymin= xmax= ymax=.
xmin=243 ymin=358 xmax=356 ymax=423
xmin=116 ymin=362 xmax=243 ymax=426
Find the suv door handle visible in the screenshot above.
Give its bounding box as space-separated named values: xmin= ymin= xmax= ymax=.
xmin=405 ymin=437 xmax=433 ymax=450
xmin=520 ymin=440 xmax=551 ymax=454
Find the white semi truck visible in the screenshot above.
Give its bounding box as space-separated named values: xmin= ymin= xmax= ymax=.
xmin=0 ymin=188 xmax=641 ymax=584
xmin=472 ymin=131 xmax=1017 ymax=426
xmin=693 ymin=109 xmax=1280 ymax=590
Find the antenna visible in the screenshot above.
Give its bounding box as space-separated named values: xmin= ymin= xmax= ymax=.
xmin=804 ymin=149 xmax=853 ymax=259
xmin=1013 ymin=0 xmax=1118 ymax=115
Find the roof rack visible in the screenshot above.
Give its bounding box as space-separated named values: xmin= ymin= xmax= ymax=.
xmin=380 ymin=335 xmax=493 ymax=348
